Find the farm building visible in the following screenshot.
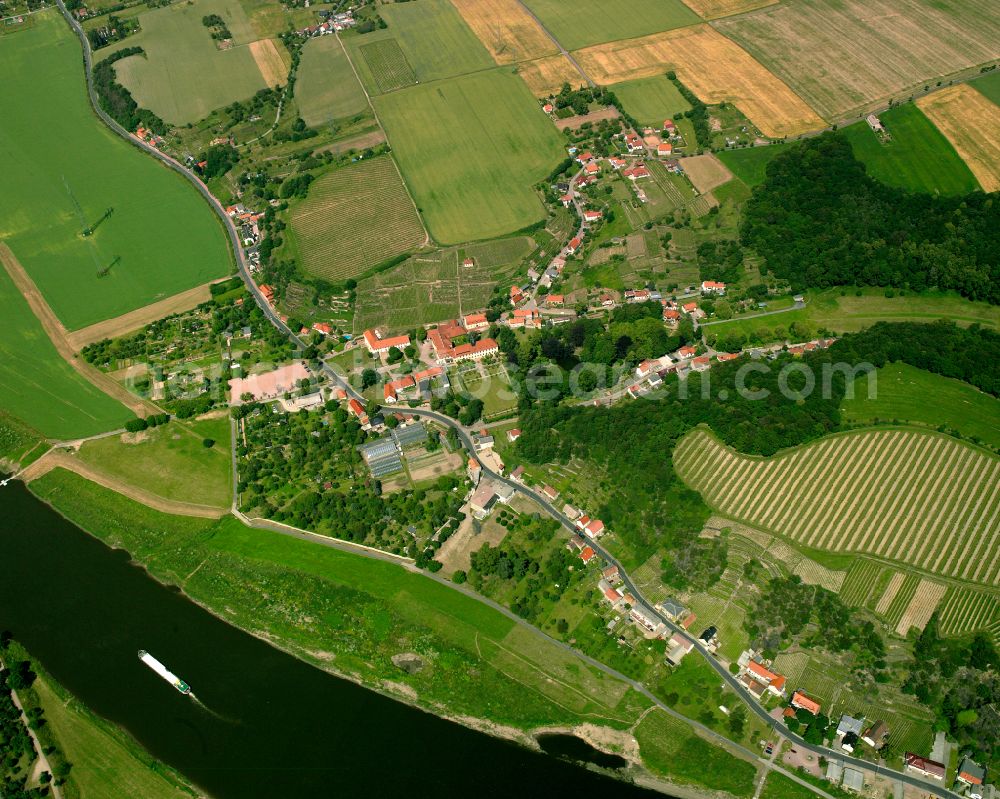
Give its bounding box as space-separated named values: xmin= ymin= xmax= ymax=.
xmin=904 ymin=754 xmax=945 ymax=780
xmin=364 ymin=328 xmax=411 ymax=355
xmin=791 ymin=691 xmax=821 ymax=715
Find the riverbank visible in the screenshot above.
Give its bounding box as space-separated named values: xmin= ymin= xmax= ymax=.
xmin=1 ymin=474 xmax=671 ymax=798
xmin=1 ymin=639 xmax=196 ymax=799
xmin=20 ymin=467 xmax=772 ymax=799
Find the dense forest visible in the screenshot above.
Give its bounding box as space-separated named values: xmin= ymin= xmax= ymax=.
xmin=742 ymin=133 xmax=1000 ymax=304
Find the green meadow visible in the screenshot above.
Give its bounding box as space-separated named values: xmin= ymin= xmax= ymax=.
xmin=610 ymin=74 xmax=692 ymax=126
xmin=842 ymin=104 xmax=979 ymax=195
xmin=0 ymin=265 xmax=129 ymax=439
xmin=76 ymin=416 xmax=233 ymax=507
xmin=295 ymin=36 xmax=369 ymax=126
xmin=375 ymin=68 xmax=564 ymax=243
xmin=0 ymin=12 xmax=231 ymax=330
xmin=108 ymin=0 xmax=267 ymax=124
xmin=841 ymin=362 xmax=1000 ymax=449
xmin=521 ymin=0 xmax=699 ymax=50
xmin=716 ymin=143 xmax=790 ymax=187
xmin=345 ymin=0 xmax=494 ymax=92
xmin=973 ymin=71 xmax=1000 ymax=105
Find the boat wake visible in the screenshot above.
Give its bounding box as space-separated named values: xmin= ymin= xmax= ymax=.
xmin=189 ymin=693 xmax=240 ymax=724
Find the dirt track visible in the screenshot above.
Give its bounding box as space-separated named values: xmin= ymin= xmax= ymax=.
xmin=0 ymin=243 xmax=161 ymax=418
xmin=20 ymin=450 xmax=228 ymax=518
xmin=66 ymin=280 xmax=219 ymax=349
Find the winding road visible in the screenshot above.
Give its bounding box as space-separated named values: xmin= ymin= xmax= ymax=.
xmin=55 ymin=5 xmax=959 ymax=797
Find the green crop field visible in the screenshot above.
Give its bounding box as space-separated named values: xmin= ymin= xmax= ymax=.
xmin=842 ymin=362 xmax=1000 ymax=449
xmin=609 ymin=74 xmax=692 ymax=126
xmin=715 ymin=144 xmax=789 ymax=187
xmin=0 ymin=265 xmax=130 ymax=439
xmin=296 ymin=36 xmax=369 ymax=126
xmin=108 ymin=0 xmax=268 ymax=124
xmin=674 ymin=428 xmax=1000 ymax=586
xmin=287 ymin=156 xmax=425 ymax=282
xmin=358 ymin=38 xmax=418 ymax=93
xmin=714 ymin=0 xmax=1000 ymax=121
xmin=842 ymin=104 xmax=979 ymax=195
xmin=973 ymin=71 xmax=1000 ymax=106
xmin=375 ymin=68 xmax=564 ymax=243
xmin=345 ymin=0 xmax=493 ymax=92
xmin=0 ymin=13 xmax=231 ymax=330
xmin=521 ymin=0 xmax=699 ymax=50
xmin=75 ymin=417 xmax=233 ymax=507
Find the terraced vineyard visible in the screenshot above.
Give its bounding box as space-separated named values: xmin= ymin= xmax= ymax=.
xmin=937 ymin=586 xmax=1000 ymax=637
xmin=288 ymin=156 xmax=425 ymax=282
xmin=360 ymin=39 xmax=417 ymax=93
xmin=674 ymin=428 xmax=1000 ymax=586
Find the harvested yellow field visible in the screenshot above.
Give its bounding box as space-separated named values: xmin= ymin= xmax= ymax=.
xmin=572 ymin=25 xmax=824 ymax=137
xmin=715 ymin=0 xmax=1000 ymax=121
xmin=895 ymin=580 xmax=947 ymax=636
xmin=517 ymin=54 xmax=585 ymax=96
xmin=681 ymin=0 xmax=777 ymax=20
xmin=450 ymin=0 xmax=557 ymax=63
xmin=681 ymin=153 xmax=734 ymax=193
xmin=249 ymin=38 xmax=287 ymax=88
xmin=917 ymin=84 xmax=1000 ymax=192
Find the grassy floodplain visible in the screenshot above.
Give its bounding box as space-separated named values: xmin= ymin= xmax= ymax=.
xmin=0 ymin=265 xmax=129 ymax=439
xmin=295 ymin=36 xmax=369 ymax=126
xmin=520 ymin=0 xmax=700 ymax=50
xmin=375 ymin=68 xmax=564 ymax=243
xmin=74 ymin=416 xmax=233 ymax=508
xmin=107 ymin=0 xmax=268 ymax=124
xmin=842 ymin=104 xmax=979 ymax=195
xmin=674 ymin=427 xmax=1000 ymax=586
xmin=29 ymin=468 xmax=653 ymax=733
xmin=0 ymin=12 xmax=231 ymax=330
xmin=841 ymin=362 xmax=1000 ymax=449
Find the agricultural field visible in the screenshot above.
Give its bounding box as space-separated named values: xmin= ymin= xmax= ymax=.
xmin=345 ymin=0 xmax=494 ymax=92
xmin=609 ymin=74 xmax=691 ymax=126
xmin=353 ymin=237 xmax=531 ymax=331
xmin=714 ymin=0 xmax=1000 ymax=121
xmin=75 ymin=417 xmax=233 ymax=509
xmin=572 ymin=25 xmax=825 ymax=137
xmin=450 ymin=0 xmax=557 ymax=64
xmin=674 ymin=428 xmax=1000 ymax=587
xmin=841 ymin=362 xmax=1000 ymax=450
xmin=374 ymin=69 xmax=565 ymax=243
xmin=0 ymin=257 xmax=130 ymax=439
xmin=681 ymin=0 xmax=777 ymax=19
xmin=716 ymin=144 xmax=789 ymax=187
xmin=843 ymin=104 xmax=979 ymax=195
xmin=916 ymin=84 xmax=1000 ymax=192
xmin=682 ymin=154 xmax=735 ymax=194
xmin=357 ymin=39 xmax=418 ymax=94
xmin=973 ymin=71 xmax=1000 ymax=106
xmin=286 ymin=156 xmax=426 ymax=283
xmin=936 ymin=586 xmax=1000 ymax=638
xmin=0 ymin=13 xmax=231 ymax=330
xmin=520 ymin=0 xmax=700 ymax=51
xmin=515 ymin=54 xmax=583 ymax=95
xmin=108 ymin=0 xmax=270 ymax=125
xmin=295 ymin=36 xmax=368 ymax=127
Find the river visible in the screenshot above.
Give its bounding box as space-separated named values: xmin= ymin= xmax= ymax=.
xmin=0 ymin=479 xmax=665 ymax=798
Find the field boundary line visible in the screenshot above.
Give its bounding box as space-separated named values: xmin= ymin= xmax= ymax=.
xmin=334 ymin=32 xmax=430 ymax=247
xmin=0 ymin=242 xmax=161 ymax=419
